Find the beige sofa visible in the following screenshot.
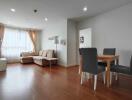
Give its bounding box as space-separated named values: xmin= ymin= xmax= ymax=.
xmin=0 ymin=58 xmax=7 ymax=71
xmin=20 ymin=50 xmax=57 ymax=66
xmin=20 ymin=52 xmax=37 ymax=63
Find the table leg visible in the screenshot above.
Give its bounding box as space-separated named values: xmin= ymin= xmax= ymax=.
xmin=106 ymin=61 xmax=110 ymax=87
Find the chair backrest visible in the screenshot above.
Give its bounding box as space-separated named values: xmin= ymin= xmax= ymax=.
xmin=103 ymin=48 xmax=116 ymax=55
xmin=103 ymin=48 xmax=116 ymax=65
xmin=79 ymin=48 xmax=98 ymax=75
xmin=130 ymin=56 xmax=132 ymax=73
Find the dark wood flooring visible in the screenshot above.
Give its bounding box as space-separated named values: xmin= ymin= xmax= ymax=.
xmin=0 ymin=64 xmax=132 ymax=100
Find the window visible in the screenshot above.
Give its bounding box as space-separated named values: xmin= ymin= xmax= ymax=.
xmin=2 ymin=27 xmax=33 ymax=60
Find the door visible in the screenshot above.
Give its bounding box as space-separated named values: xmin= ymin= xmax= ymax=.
xmin=79 ymin=28 xmax=92 ymax=48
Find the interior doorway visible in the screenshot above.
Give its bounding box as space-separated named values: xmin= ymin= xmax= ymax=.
xmin=79 ymin=28 xmax=92 ymax=48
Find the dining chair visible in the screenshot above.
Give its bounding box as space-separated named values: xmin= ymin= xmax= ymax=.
xmin=98 ymin=48 xmax=116 ymax=66
xmin=79 ymin=48 xmax=105 ymax=91
xmin=98 ymin=48 xmax=116 ymax=84
xmin=110 ymin=56 xmax=132 ymax=83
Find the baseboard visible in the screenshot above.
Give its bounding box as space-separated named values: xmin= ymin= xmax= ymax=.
xmin=67 ymin=65 xmax=79 ymax=67
xmin=58 ymin=64 xmax=79 ymax=68
xmin=58 ymin=64 xmax=67 ymax=67
xmin=7 ymin=61 xmax=20 ymax=64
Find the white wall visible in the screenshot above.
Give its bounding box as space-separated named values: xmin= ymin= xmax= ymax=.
xmin=41 ymin=19 xmax=67 ymax=66
xmin=78 ymin=3 xmax=132 ymax=66
xmin=41 ymin=19 xmax=79 ymax=67
xmin=67 ymin=19 xmax=78 ymax=66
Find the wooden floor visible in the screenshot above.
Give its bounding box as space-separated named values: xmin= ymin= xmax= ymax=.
xmin=0 ymin=64 xmax=132 ymax=100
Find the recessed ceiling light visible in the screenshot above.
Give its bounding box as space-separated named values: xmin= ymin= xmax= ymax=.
xmin=44 ymin=17 xmax=48 ymax=21
xmin=10 ymin=8 xmax=16 ymax=12
xmin=83 ymin=6 xmax=87 ymax=12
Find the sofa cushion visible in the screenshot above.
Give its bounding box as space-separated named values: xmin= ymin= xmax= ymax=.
xmin=39 ymin=50 xmax=43 ymax=56
xmin=47 ymin=50 xmax=54 ymax=58
xmin=42 ymin=50 xmax=47 ymax=57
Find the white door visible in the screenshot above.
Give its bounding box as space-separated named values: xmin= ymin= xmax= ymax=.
xmin=79 ymin=28 xmax=92 ymax=48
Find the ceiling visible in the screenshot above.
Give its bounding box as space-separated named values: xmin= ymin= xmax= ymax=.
xmin=0 ymin=0 xmax=131 ymax=29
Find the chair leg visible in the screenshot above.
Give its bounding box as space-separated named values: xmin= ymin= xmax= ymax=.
xmin=81 ymin=72 xmax=84 ymax=85
xmin=85 ymin=72 xmax=87 ymax=80
xmin=115 ymin=72 xmax=118 ymax=80
xmin=103 ymin=72 xmax=106 ymax=84
xmin=94 ymin=75 xmax=97 ymax=91
xmin=110 ymin=72 xmax=112 ymax=85
xmin=85 ymin=72 xmax=91 ymax=80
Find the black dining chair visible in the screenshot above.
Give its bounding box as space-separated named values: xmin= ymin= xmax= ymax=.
xmin=98 ymin=48 xmax=116 ymax=66
xmin=98 ymin=48 xmax=116 ymax=84
xmin=79 ymin=48 xmax=105 ymax=91
xmin=110 ymin=56 xmax=132 ymax=83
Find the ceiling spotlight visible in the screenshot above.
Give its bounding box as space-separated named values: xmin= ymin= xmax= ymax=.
xmin=34 ymin=9 xmax=38 ymax=13
xmin=83 ymin=6 xmax=87 ymax=12
xmin=10 ymin=8 xmax=16 ymax=12
xmin=44 ymin=18 xmax=48 ymax=21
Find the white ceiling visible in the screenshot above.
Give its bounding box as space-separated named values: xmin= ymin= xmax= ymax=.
xmin=0 ymin=0 xmax=131 ymax=29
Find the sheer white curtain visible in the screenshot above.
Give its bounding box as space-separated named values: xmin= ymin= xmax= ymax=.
xmin=1 ymin=27 xmax=33 ymax=60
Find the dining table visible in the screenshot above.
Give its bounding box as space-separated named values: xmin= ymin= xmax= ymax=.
xmin=79 ymin=55 xmax=119 ymax=87
xmin=97 ymin=55 xmax=119 ymax=87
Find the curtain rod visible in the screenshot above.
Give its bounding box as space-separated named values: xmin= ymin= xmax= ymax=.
xmin=2 ymin=23 xmax=42 ymax=32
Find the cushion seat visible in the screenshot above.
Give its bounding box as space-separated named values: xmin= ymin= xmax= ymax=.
xmin=33 ymin=56 xmax=47 ymax=60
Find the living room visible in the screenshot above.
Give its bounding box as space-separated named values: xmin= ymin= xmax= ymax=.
xmin=0 ymin=0 xmax=132 ymax=100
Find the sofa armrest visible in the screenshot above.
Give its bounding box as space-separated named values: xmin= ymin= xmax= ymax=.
xmin=20 ymin=52 xmax=38 ymax=57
